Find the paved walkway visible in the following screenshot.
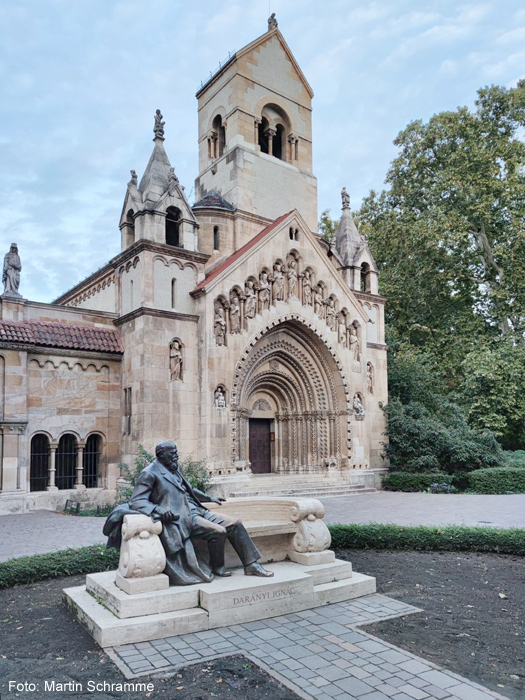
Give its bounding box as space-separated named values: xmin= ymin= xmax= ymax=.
xmin=321 ymin=492 xmax=525 ymax=529
xmin=107 ymin=594 xmax=505 ymax=700
xmin=1 ymin=493 xmax=524 ymax=562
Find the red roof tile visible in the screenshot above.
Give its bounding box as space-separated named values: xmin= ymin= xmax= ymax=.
xmin=0 ymin=320 xmax=123 ymax=354
xmin=193 ymin=211 xmax=293 ymax=292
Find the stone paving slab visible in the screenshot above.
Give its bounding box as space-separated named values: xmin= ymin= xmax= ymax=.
xmin=321 ymin=493 xmax=525 ymax=529
xmin=105 ymin=594 xmax=506 ymax=700
xmin=0 ymin=510 xmax=105 ymax=562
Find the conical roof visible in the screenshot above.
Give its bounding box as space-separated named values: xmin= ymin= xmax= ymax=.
xmin=138 ymin=137 xmax=173 ymax=205
xmin=333 ymin=188 xmax=363 ymax=266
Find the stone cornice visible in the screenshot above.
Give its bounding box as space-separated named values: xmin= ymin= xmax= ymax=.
xmin=114 ymin=307 xmax=200 ymax=326
xmin=55 ymin=240 xmax=210 ymax=305
xmin=0 ymin=342 xmax=122 ymax=361
xmin=354 ymin=291 xmax=387 ymax=303
xmin=366 ymin=342 xmax=388 ymax=350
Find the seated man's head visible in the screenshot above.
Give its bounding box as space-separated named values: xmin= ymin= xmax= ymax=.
xmin=156 ymin=441 xmax=178 ymax=469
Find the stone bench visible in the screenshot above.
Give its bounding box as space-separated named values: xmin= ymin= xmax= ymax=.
xmin=115 ymin=497 xmax=334 ymax=593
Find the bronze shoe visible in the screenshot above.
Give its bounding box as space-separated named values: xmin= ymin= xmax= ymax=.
xmin=244 ymin=561 xmax=274 ymax=577
xmin=212 ymin=566 xmax=232 ymax=577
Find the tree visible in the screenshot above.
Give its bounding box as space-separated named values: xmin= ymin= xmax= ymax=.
xmin=360 ymin=80 xmax=525 ymax=346
xmin=318 ymin=209 xmax=338 ymax=242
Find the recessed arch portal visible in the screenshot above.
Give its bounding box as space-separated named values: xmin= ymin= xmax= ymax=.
xmin=231 ymin=316 xmax=352 ymax=474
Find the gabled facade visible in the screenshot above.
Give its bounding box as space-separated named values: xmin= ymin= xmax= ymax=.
xmin=0 ymin=18 xmax=387 ymax=513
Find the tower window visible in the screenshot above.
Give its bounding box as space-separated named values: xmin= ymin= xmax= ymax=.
xmin=166 ymin=207 xmax=181 ymax=247
xmin=273 ymin=124 xmax=285 ymax=160
xmin=258 ymin=118 xmax=269 ymax=154
xmin=171 ymin=278 xmax=177 ymax=309
xmin=212 ymin=115 xmax=226 ymax=158
xmin=213 ymin=226 xmax=220 ymax=251
xmin=361 ymin=263 xmax=371 ymax=292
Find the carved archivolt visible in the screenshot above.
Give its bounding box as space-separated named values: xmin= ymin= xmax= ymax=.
xmin=252 ymin=398 xmax=272 ymax=411
xmin=230 ymin=314 xmax=353 ymax=473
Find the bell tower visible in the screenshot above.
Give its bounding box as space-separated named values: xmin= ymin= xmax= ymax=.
xmin=194 ymin=19 xmax=318 ymax=232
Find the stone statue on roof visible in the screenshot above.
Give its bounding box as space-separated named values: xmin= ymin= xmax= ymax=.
xmin=2 ymin=243 xmax=22 ymax=298
xmin=154 ymin=109 xmax=165 ymax=139
xmin=341 ymin=187 xmax=350 ymax=209
xmin=129 ymin=170 xmax=138 ymax=186
xmin=268 ymin=12 xmax=278 ymax=29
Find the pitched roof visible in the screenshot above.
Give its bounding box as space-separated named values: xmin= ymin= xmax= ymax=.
xmin=193 ymin=211 xmax=293 ymax=292
xmin=193 ymin=190 xmax=235 ymax=211
xmin=0 ymin=320 xmax=123 ymax=354
xmin=138 ymin=138 xmax=173 ymax=204
xmin=333 ymin=206 xmax=364 ymax=266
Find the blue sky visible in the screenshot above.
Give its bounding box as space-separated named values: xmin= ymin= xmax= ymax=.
xmin=1 ymin=0 xmax=524 ymax=303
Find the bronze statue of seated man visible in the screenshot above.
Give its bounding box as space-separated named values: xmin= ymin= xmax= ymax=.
xmin=107 ymin=441 xmax=273 ymax=585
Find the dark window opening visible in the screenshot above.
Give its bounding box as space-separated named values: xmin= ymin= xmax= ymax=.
xmin=124 ymin=387 xmax=132 ymax=435
xmin=213 ymin=226 xmax=220 ymax=251
xmin=56 ymin=434 xmax=77 ymax=490
xmin=289 ymin=227 xmax=294 ymax=240
xmin=30 ymin=434 xmax=49 ymax=492
xmin=361 ymin=263 xmax=371 ymax=292
xmin=83 ymin=434 xmax=101 ymax=489
xmin=166 ymin=207 xmax=181 ymax=247
xmin=171 ymin=278 xmax=177 ymax=309
xmin=258 ymin=118 xmax=269 ymax=154
xmin=212 ymin=115 xmax=226 ymax=158
xmin=273 ymin=124 xmax=285 ymax=160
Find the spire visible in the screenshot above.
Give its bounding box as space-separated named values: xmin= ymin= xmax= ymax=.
xmin=138 ymin=110 xmax=173 ymax=204
xmin=332 ymin=188 xmax=363 ymax=266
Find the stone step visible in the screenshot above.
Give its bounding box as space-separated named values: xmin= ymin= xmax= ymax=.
xmin=313 ymin=571 xmax=377 ymax=606
xmin=231 ymin=486 xmax=376 ymax=498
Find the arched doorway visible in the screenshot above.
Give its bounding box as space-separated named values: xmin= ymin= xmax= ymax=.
xmin=232 ymin=318 xmax=352 ymax=474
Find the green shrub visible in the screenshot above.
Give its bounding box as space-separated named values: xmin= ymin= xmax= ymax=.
xmin=329 ymin=523 xmax=525 ymax=555
xmin=0 ymin=546 xmax=119 ymax=589
xmin=117 ymin=444 xmax=211 ymax=502
xmin=503 ymin=450 xmax=525 ymax=468
xmin=468 ymin=467 xmax=525 ymax=494
xmin=382 ymin=398 xmax=505 ymax=474
xmin=382 ymin=471 xmax=454 ymax=492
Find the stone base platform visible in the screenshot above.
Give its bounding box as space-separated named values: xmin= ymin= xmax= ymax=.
xmin=64 ymin=556 xmax=376 ymax=648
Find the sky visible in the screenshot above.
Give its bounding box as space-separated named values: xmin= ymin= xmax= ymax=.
xmin=1 ymin=0 xmax=524 ymax=303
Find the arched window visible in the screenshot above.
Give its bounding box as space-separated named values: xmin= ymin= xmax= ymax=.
xmin=55 ymin=434 xmax=77 ymax=490
xmin=171 ymin=278 xmax=177 ymax=308
xmin=166 ymin=207 xmax=181 ymax=247
xmin=212 ymin=115 xmax=226 ymax=158
xmin=361 ymin=263 xmax=371 ymax=292
xmin=125 ymin=209 xmax=135 ymax=247
xmin=83 ymin=434 xmax=101 ymax=488
xmin=213 ymin=226 xmax=220 ymax=251
xmin=30 ymin=434 xmax=49 ymax=492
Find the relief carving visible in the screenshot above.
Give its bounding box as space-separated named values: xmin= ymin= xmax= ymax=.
xmin=287 ymin=259 xmax=298 ymax=298
xmin=272 ymin=262 xmax=285 ymax=302
xmin=258 ymin=271 xmax=270 ymax=311
xmin=214 ymin=303 xmax=227 ymax=346
xmin=169 ymin=339 xmax=182 ymax=381
xmin=229 ymin=295 xmax=241 ymax=334
xmin=302 ymin=269 xmax=312 ymax=306
xmin=244 ymin=280 xmax=257 ymax=319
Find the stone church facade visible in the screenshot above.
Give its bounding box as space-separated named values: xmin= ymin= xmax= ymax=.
xmin=0 ymin=23 xmax=387 ymax=514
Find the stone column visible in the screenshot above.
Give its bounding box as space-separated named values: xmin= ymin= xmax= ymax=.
xmin=265 ymin=128 xmax=276 ymax=156
xmin=288 ymin=133 xmax=295 ymax=161
xmin=47 ymin=443 xmax=58 ymax=491
xmin=75 ymin=442 xmax=86 ymax=490
xmin=254 ymin=118 xmax=261 ymax=145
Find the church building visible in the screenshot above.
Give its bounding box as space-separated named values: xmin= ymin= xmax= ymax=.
xmin=0 ymin=20 xmax=387 ymax=513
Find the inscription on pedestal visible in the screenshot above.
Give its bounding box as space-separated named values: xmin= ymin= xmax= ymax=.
xmin=233 ymin=585 xmax=298 ymax=606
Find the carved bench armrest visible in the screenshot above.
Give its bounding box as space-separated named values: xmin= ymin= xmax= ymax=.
xmin=119 ymin=514 xmax=166 ymax=579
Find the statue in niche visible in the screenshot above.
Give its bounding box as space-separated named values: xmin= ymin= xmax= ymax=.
xmin=129 ymin=170 xmax=138 ymax=186
xmin=313 ymin=286 xmax=324 ymax=318
xmin=353 ymin=393 xmax=365 ymax=417
xmin=229 ymin=296 xmax=241 ymax=334
xmin=215 ymin=387 xmax=226 ymax=409
xmin=325 ymin=298 xmax=336 ymax=331
xmin=214 ymin=305 xmax=227 ymax=346
xmin=258 ymin=271 xmax=270 ymax=310
xmin=2 ymin=243 xmax=22 ymax=298
xmin=154 ymin=109 xmax=165 ymax=138
xmin=268 ymin=12 xmax=278 ymax=29
xmin=302 ymin=270 xmax=312 ymax=306
xmin=272 ymin=263 xmax=285 ymax=302
xmin=348 ymin=325 xmax=360 ymax=361
xmin=169 ymin=340 xmax=182 ymax=381
xmin=287 ymin=260 xmax=298 ymax=298
xmin=244 ymin=280 xmax=257 ymax=319
xmin=341 ymin=187 xmax=350 ymax=209
xmin=338 ymin=315 xmax=347 ymax=347
xmin=367 ymin=362 xmax=374 ymax=394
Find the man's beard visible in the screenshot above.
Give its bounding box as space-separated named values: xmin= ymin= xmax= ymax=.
xmin=162 ymin=455 xmax=178 ymax=471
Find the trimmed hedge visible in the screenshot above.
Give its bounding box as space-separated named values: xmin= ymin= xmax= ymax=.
xmin=382 ymin=471 xmax=453 ymax=492
xmin=0 ymin=545 xmax=119 ymax=589
xmin=468 ymin=467 xmax=525 ymax=494
xmin=328 ymin=523 xmax=525 ymax=555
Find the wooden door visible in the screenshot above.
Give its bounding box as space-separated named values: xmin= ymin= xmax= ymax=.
xmin=249 ymin=419 xmax=272 ymax=474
